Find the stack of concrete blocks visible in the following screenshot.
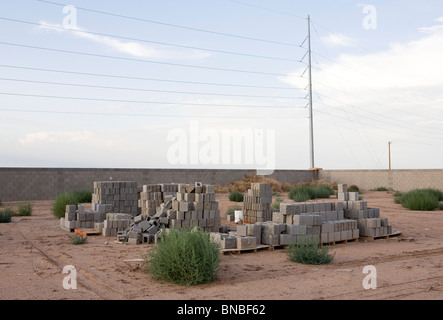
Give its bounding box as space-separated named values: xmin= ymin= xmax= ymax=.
xmin=60 ymin=204 xmax=108 ymax=232
xmin=337 ymin=184 xmax=393 ymax=238
xmin=169 ymin=182 xmax=221 ymax=232
xmin=160 ymin=183 xmax=179 ymax=202
xmin=242 ymin=183 xmax=273 ymax=224
xmin=139 ymin=184 xmax=163 ymax=217
xmin=101 ymin=212 xmax=133 ymax=237
xmin=118 ymin=214 xmax=169 ymax=244
xmin=275 ymin=202 xmax=360 ymax=244
xmin=92 ymin=181 xmax=139 ymax=216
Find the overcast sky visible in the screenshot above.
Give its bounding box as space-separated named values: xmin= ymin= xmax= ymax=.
xmin=0 ymin=0 xmax=442 ymax=171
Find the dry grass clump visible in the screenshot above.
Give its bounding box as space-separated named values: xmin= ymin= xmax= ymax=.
xmin=215 ymin=174 xmax=336 ymax=194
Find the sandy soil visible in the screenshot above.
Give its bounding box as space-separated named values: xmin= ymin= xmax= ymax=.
xmin=1 ymin=191 xmax=443 ymax=301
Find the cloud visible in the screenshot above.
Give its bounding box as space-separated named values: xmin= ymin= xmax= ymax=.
xmin=37 ymin=21 xmax=210 ymax=60
xmin=19 ymin=130 xmax=94 ymax=146
xmin=320 ymin=32 xmax=357 ymax=47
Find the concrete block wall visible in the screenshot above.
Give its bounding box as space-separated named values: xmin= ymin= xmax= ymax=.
xmin=319 ymin=169 xmax=443 ymax=192
xmin=0 ymin=168 xmax=313 ymax=201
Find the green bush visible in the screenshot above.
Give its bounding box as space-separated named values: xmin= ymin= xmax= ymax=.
xmin=371 ymin=187 xmax=388 ymax=191
xmin=0 ymin=207 xmax=13 ymax=223
xmin=229 ymin=191 xmax=244 ymax=202
xmin=71 ymin=189 xmax=93 ymax=203
xmin=68 ymin=233 xmax=88 ymax=245
xmin=52 ymin=192 xmax=76 ymax=218
xmin=289 ymin=185 xmax=335 ymax=202
xmin=272 ymin=198 xmax=283 ymax=209
xmin=143 ymin=227 xmax=220 ymax=286
xmin=287 ymin=236 xmax=335 ymax=265
xmin=51 ymin=189 xmax=93 ymax=219
xmin=396 ymin=189 xmax=442 ymax=211
xmin=16 ymin=202 xmax=33 ymax=216
xmin=226 ymin=206 xmax=242 ymax=216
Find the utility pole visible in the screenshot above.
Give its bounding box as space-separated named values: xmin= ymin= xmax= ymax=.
xmin=307 ymin=15 xmax=315 ymax=169
xmin=388 ymin=141 xmax=392 ymax=170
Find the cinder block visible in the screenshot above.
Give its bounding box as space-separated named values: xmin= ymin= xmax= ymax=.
xmin=306 ymin=225 xmax=321 ymax=235
xmin=237 ymin=236 xmax=257 ymax=249
xmin=221 ymin=237 xmax=237 ymax=249
xmin=280 ymin=234 xmax=297 ymax=245
xmin=237 ymin=224 xmax=248 ymax=237
xmin=286 ymin=224 xmax=307 ymax=235
xmin=66 ymin=205 xmax=76 ymax=214
xmin=338 ymin=192 xmax=349 ymax=201
xmin=349 ymin=192 xmax=359 ymax=201
xmin=262 ymin=234 xmax=279 ymax=245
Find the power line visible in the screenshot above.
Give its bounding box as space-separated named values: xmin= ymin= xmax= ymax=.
xmin=0 ymin=92 xmax=307 ymax=109
xmin=37 ymin=0 xmax=304 ymax=48
xmin=0 ymin=17 xmax=306 ymax=63
xmin=0 ymin=41 xmax=296 ymax=77
xmin=0 ymin=77 xmax=306 ymax=100
xmin=0 ymin=107 xmax=303 ymax=119
xmin=226 ymin=0 xmax=307 ymax=20
xmin=0 ymin=64 xmax=297 ymax=90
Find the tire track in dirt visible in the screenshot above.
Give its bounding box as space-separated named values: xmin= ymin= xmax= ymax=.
xmin=332 ymin=247 xmax=443 ymax=268
xmin=321 ymin=247 xmax=443 ymax=300
xmin=321 ymin=274 xmax=443 ymax=300
xmin=17 ymin=230 xmax=125 ymax=300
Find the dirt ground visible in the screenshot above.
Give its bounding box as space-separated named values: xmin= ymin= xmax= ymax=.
xmin=1 ymin=191 xmax=443 ymax=301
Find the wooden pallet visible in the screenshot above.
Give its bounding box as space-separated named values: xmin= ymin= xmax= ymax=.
xmin=220 ymin=244 xmax=272 ymax=255
xmin=322 ymin=237 xmax=359 ymax=246
xmin=359 ymin=231 xmax=403 ymax=242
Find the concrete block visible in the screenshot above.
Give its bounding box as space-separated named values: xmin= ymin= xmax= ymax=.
xmin=262 ymin=234 xmax=279 ymax=245
xmin=280 ymin=234 xmax=297 ymax=245
xmin=352 ymin=229 xmax=360 ymax=239
xmin=349 ymin=192 xmax=359 ymax=201
xmin=237 ymin=236 xmax=257 ymax=249
xmin=236 ymin=224 xmax=248 ymax=237
xmin=221 ymin=237 xmax=237 ymax=249
xmin=338 ymin=192 xmax=349 ymax=201
xmin=306 ymin=225 xmax=321 ymax=235
xmin=286 ymin=224 xmax=307 ymax=235
xmin=338 ymin=184 xmax=347 ymax=193
xmin=66 ymin=205 xmax=76 ymax=214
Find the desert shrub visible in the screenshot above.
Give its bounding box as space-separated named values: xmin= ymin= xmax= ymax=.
xmin=71 ymin=189 xmax=93 ymax=203
xmin=52 ymin=192 xmax=76 ymax=218
xmin=16 ymin=202 xmax=33 ymax=216
xmin=292 ymin=192 xmax=311 ymax=203
xmin=226 ymin=206 xmax=242 ymax=216
xmin=289 ymin=185 xmax=334 ymax=202
xmin=371 ymin=187 xmax=388 ymax=191
xmin=272 ymin=198 xmax=283 ymax=209
xmin=312 ymin=185 xmax=335 ymax=199
xmin=228 ymin=191 xmax=244 ymax=202
xmin=68 ymin=233 xmax=88 ymax=245
xmin=51 ymin=189 xmax=93 ymax=219
xmin=396 ymin=189 xmax=442 ymax=211
xmin=0 ymin=207 xmax=13 ymax=223
xmin=287 ymin=236 xmax=335 ymax=265
xmin=143 ymin=227 xmax=220 ymax=286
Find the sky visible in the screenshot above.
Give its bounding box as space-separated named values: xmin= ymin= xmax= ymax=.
xmin=0 ymin=0 xmax=442 ymax=171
